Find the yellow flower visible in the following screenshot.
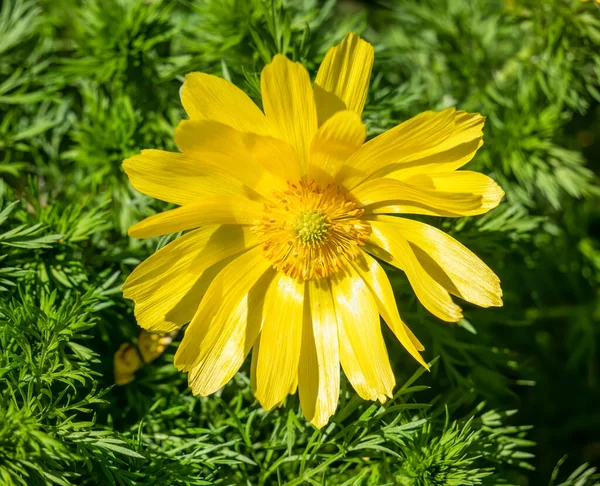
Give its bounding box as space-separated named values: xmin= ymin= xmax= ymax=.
xmin=114 ymin=330 xmax=176 ymax=385
xmin=122 ymin=33 xmax=503 ymax=428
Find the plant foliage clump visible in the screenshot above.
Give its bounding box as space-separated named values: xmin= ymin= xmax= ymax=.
xmin=1 ymin=0 xmax=599 ymax=484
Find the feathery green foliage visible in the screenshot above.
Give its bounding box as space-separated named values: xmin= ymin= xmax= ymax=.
xmin=1 ymin=0 xmax=599 ymax=484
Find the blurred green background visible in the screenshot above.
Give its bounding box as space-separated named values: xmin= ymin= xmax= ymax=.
xmin=1 ymin=0 xmax=599 ymax=484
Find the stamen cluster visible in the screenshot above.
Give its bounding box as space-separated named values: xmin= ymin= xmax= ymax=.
xmin=252 ymin=180 xmax=371 ymax=280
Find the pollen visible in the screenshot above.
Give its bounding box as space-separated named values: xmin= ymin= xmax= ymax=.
xmin=252 ymin=180 xmax=371 ymax=280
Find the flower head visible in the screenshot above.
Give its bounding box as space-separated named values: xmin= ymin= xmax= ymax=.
xmin=114 ymin=330 xmax=176 ymax=385
xmin=122 ymin=33 xmax=503 ymax=428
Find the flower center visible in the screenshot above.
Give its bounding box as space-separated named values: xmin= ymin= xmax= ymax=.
xmin=293 ymin=210 xmax=329 ymax=245
xmin=252 ymin=180 xmax=370 ymax=280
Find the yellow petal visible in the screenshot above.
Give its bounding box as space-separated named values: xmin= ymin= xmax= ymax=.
xmin=250 ymin=334 xmax=260 ymax=393
xmin=128 ymin=195 xmax=262 ymax=239
xmin=123 ymin=225 xmax=259 ymax=332
xmin=137 ymin=330 xmax=174 ymax=364
xmin=175 ymin=119 xmax=287 ymax=199
xmin=289 ymin=375 xmax=298 ymax=395
xmin=162 ymin=257 xmax=235 ymax=328
xmin=380 ymin=112 xmax=485 ymax=180
xmin=114 ymin=342 xmax=142 ymax=385
xmin=332 ymin=267 xmax=395 ymax=402
xmin=123 ymin=149 xmax=261 ymax=205
xmin=307 ymin=110 xmax=366 ymax=184
xmin=403 ymin=323 xmax=427 ymax=355
xmin=351 ymin=251 xmax=428 ymax=368
xmin=337 ymin=108 xmax=457 ymax=189
xmin=366 ymin=222 xmax=463 ymax=322
xmin=255 ymin=274 xmax=304 ymax=410
xmin=373 ymin=215 xmax=502 ymax=308
xmin=174 ymin=247 xmax=273 ymax=395
xmin=314 ymin=32 xmax=374 ymax=124
xmin=298 ymin=278 xmax=340 ymax=428
xmin=180 ymin=72 xmax=271 ymax=136
xmin=351 ymin=177 xmax=483 ymax=217
xmin=396 ymin=171 xmax=504 ymax=215
xmin=298 ymin=317 xmax=318 ymax=423
xmin=243 ymin=133 xmax=301 ymax=184
xmin=261 ymin=55 xmax=318 ymax=170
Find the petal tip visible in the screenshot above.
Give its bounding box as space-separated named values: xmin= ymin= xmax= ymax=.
xmin=309 ymin=417 xmax=328 ymax=429
xmin=175 ymin=362 xmax=194 ymax=374
xmin=270 ymin=53 xmax=292 ymax=66
xmin=256 ymin=394 xmax=281 ymax=412
xmin=343 ymin=31 xmax=374 ymax=52
xmin=414 ymin=353 xmax=430 ymax=371
xmin=127 ymin=225 xmax=138 ymax=238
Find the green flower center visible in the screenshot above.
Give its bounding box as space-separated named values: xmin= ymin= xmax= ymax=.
xmin=293 ymin=210 xmax=329 ymax=245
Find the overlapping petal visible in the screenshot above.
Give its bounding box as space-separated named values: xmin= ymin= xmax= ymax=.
xmin=180 ymin=72 xmax=271 ymax=136
xmin=351 ymin=251 xmax=428 ymax=367
xmin=378 ymin=111 xmax=485 ymax=180
xmin=314 ymin=32 xmax=374 ymax=124
xmin=298 ymin=278 xmax=340 ymax=428
xmin=261 ymin=55 xmax=318 ymax=170
xmin=385 ymin=216 xmax=503 ymax=308
xmin=254 ymin=274 xmax=304 ymax=410
xmin=366 ymin=223 xmax=463 ymax=322
xmin=387 ymin=171 xmax=504 ymax=216
xmin=243 ymin=133 xmax=301 ymax=184
xmin=175 ymin=119 xmax=288 ymax=199
xmin=123 ymin=149 xmax=261 ymax=205
xmin=308 ymin=110 xmax=366 ymax=184
xmin=337 ymin=108 xmax=458 ymax=189
xmin=332 ymin=266 xmax=395 ymax=402
xmin=351 ymin=177 xmax=484 ymax=217
xmin=122 ymin=225 xmax=260 ymax=332
xmin=366 ymin=215 xmax=502 ymax=321
xmin=175 ymin=247 xmax=273 ymax=395
xmin=128 ymin=195 xmax=262 ymax=239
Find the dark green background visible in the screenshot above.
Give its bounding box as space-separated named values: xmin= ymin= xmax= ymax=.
xmin=0 ymin=0 xmax=599 ymax=484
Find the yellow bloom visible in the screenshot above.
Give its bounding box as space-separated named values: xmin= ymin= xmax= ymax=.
xmin=114 ymin=330 xmax=175 ymax=385
xmin=122 ymin=33 xmax=503 ymax=428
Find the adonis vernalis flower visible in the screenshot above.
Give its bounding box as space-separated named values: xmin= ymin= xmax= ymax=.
xmin=114 ymin=330 xmax=176 ymax=385
xmin=122 ymin=33 xmax=503 ymax=427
